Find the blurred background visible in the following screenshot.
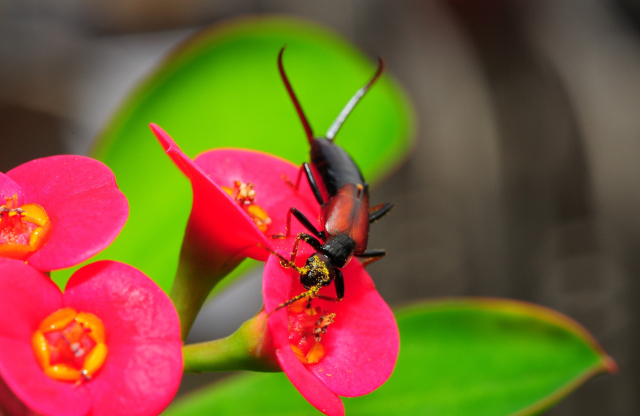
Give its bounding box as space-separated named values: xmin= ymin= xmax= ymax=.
xmin=0 ymin=0 xmax=637 ymax=414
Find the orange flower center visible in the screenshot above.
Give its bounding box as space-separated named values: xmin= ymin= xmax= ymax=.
xmin=0 ymin=195 xmax=52 ymax=260
xmin=222 ymin=181 xmax=272 ymax=233
xmin=287 ymin=299 xmax=336 ymax=365
xmin=32 ymin=307 xmax=108 ymax=383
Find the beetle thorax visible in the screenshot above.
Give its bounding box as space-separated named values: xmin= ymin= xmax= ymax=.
xmin=321 ymin=233 xmax=356 ymax=268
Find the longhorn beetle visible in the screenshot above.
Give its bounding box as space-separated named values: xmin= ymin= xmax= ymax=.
xmin=268 ymin=47 xmax=394 ymax=312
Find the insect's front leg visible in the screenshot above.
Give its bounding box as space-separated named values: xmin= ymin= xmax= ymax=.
xmin=311 ymin=269 xmax=345 ymax=303
xmin=290 ymin=233 xmax=322 ymax=263
xmin=271 ymin=286 xmax=320 ymax=313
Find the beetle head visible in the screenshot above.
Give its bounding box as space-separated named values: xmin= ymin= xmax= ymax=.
xmin=301 ymin=253 xmax=334 ymax=289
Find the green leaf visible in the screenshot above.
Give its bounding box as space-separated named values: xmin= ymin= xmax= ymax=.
xmin=51 ymin=16 xmax=414 ymax=292
xmin=164 ymin=298 xmax=616 ymax=416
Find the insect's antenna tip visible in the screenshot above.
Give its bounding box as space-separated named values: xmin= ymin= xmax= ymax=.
xmin=325 ymin=55 xmax=386 ymax=141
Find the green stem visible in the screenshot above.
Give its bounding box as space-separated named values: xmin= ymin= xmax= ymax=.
xmin=183 ymin=311 xmax=280 ymax=373
xmin=170 ymin=231 xmax=243 ymax=341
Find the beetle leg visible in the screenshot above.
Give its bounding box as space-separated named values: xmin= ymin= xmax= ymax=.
xmin=309 ymin=270 xmax=344 ymax=303
xmin=303 ymin=163 xmax=325 ymax=205
xmin=283 ymin=163 xmax=324 ymax=206
xmin=284 ymin=207 xmax=324 ymax=239
xmin=271 ymin=286 xmax=320 ymax=313
xmin=291 ymin=233 xmax=322 ymax=263
xmin=368 ymin=202 xmax=395 ymax=223
xmin=256 ymin=244 xmax=305 ymax=273
xmin=283 ymin=164 xmax=305 ymax=189
xmin=334 ymin=269 xmax=344 ymax=300
xmin=356 ymin=249 xmax=386 ymax=267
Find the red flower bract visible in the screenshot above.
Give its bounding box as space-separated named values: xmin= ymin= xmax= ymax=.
xmin=0 ymin=258 xmax=182 ymax=416
xmin=150 ymin=123 xmax=319 ymax=261
xmin=0 ymin=156 xmax=128 ymax=271
xmin=263 ymin=244 xmax=400 ymax=416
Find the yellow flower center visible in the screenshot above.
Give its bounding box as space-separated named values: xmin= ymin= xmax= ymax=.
xmin=0 ymin=195 xmax=51 ymax=260
xmin=222 ymin=181 xmax=272 ymax=233
xmin=288 ymin=299 xmax=336 ymax=365
xmin=32 ymin=307 xmax=108 ymax=383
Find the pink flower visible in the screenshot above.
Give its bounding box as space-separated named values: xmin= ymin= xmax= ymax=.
xmin=150 ymin=123 xmax=319 ymax=261
xmin=0 ymin=258 xmax=183 ymax=416
xmin=150 ymin=123 xmax=320 ymax=338
xmin=0 ymin=156 xmax=128 ymax=271
xmin=263 ymin=244 xmax=399 ymax=416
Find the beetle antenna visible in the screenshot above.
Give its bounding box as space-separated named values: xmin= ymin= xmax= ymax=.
xmin=278 ymin=46 xmax=315 ymax=145
xmin=325 ymin=57 xmax=385 ymax=142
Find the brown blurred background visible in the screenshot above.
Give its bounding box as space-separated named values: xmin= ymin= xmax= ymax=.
xmin=1 ymin=1 xmax=638 ymax=415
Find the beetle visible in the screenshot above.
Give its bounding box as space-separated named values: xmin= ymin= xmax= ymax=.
xmin=269 ymin=47 xmax=394 ymax=311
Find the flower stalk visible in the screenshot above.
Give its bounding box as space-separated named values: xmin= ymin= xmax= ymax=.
xmin=170 ymin=225 xmax=244 ymax=341
xmin=183 ymin=311 xmax=279 ymax=373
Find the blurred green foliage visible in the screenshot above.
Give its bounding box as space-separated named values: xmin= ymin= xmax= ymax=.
xmin=51 ymin=16 xmax=414 ymax=292
xmin=164 ymin=299 xmax=614 ymax=416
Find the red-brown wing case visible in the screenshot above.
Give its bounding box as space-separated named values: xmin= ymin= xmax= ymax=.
xmin=321 ymin=183 xmax=370 ymax=253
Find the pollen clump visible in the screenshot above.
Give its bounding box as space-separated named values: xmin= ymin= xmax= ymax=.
xmin=222 ymin=181 xmax=272 ymax=233
xmin=287 ymin=299 xmax=336 ymax=365
xmin=0 ymin=195 xmax=51 ymax=260
xmin=32 ymin=308 xmax=108 ymax=383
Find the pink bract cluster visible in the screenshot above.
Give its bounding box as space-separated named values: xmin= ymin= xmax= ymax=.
xmin=0 ymin=156 xmax=183 ymax=416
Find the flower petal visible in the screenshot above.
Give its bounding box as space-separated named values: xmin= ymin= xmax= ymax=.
xmin=0 ymin=173 xmax=25 ymax=203
xmin=276 ymin=348 xmax=344 ymax=416
xmin=307 ymin=260 xmax=399 ymax=397
xmin=63 ymin=261 xmax=182 ymax=416
xmin=6 ymin=156 xmax=128 ymax=271
xmin=263 ymin=254 xmax=298 ymax=349
xmin=264 ymin=247 xmax=399 ymax=399
xmin=0 ymin=258 xmax=91 ymax=416
xmin=194 ymin=148 xmax=321 ymax=239
xmin=151 ymin=123 xmax=322 ymax=261
xmin=150 ymin=123 xmax=270 ymax=261
xmin=264 ymin=253 xmax=345 ymax=416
